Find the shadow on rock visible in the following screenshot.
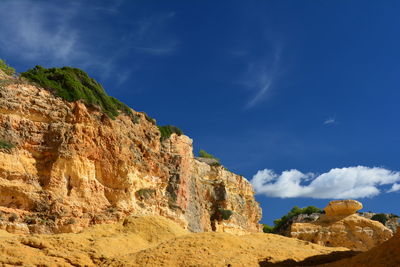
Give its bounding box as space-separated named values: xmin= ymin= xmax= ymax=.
xmin=259 ymin=250 xmax=360 ymax=266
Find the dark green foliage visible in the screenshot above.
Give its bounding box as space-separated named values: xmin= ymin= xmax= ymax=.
xmin=271 ymin=205 xmax=322 ymax=233
xmin=21 ymin=66 xmax=131 ymax=119
xmin=8 ymin=213 xmax=19 ymax=222
xmin=0 ymin=140 xmax=14 ymax=149
xmin=24 ymin=216 xmax=37 ymax=225
xmin=198 ymin=149 xmax=220 ymax=164
xmin=136 ymin=188 xmax=156 ymax=200
xmin=158 ymin=125 xmax=183 ymax=141
xmin=66 ymin=218 xmax=76 ymax=225
xmin=143 ymin=112 xmax=156 ymax=125
xmin=219 ymin=209 xmax=233 ymax=220
xmin=371 ymin=213 xmax=387 ymax=225
xmin=0 ymin=59 xmax=15 ymax=75
xmin=263 ymin=224 xmax=274 ymax=233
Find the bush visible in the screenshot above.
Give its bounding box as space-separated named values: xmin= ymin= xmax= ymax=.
xmin=263 ymin=224 xmax=274 ymax=233
xmin=271 ymin=205 xmax=322 ymax=233
xmin=198 ymin=149 xmax=220 ymax=163
xmin=219 ymin=209 xmax=233 ymax=220
xmin=21 ymin=66 xmax=131 ymax=119
xmin=0 ymin=140 xmax=14 ymax=149
xmin=9 ymin=213 xmax=19 ymax=222
xmin=143 ymin=112 xmax=156 ymax=125
xmin=371 ymin=213 xmax=387 ymax=225
xmin=0 ymin=59 xmax=15 ymax=75
xmin=158 ymin=125 xmax=183 ymax=141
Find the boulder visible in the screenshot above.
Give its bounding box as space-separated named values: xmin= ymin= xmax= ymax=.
xmin=324 ymin=199 xmax=362 ymax=216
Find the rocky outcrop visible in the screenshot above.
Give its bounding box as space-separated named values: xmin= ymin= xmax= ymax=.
xmin=359 ymin=212 xmax=399 ymax=233
xmin=325 ymin=227 xmax=400 ymax=267
xmin=324 ymin=199 xmax=362 ymax=216
xmin=0 ymin=72 xmax=261 ymax=234
xmin=290 ymin=200 xmax=393 ymax=251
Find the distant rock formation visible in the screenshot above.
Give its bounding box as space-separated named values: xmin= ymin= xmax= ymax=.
xmin=0 ymin=69 xmax=261 ymax=234
xmin=325 ymin=226 xmax=400 ymax=267
xmin=358 ymin=212 xmax=399 ymax=233
xmin=290 ymin=200 xmax=393 ymax=251
xmin=324 ymin=199 xmax=363 ymax=216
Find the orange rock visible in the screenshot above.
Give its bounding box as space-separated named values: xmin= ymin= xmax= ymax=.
xmin=290 ymin=200 xmax=393 ymax=251
xmin=0 ymin=75 xmax=261 ymax=234
xmin=324 ymin=199 xmax=363 ymax=216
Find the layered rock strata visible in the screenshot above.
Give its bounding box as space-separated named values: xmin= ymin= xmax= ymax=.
xmin=0 ymin=72 xmax=261 ymax=234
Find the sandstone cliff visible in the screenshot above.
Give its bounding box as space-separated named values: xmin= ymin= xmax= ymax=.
xmin=0 ymin=71 xmax=261 ymax=234
xmin=290 ymin=200 xmax=393 ymax=251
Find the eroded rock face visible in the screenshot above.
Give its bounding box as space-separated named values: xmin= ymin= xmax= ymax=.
xmin=0 ymin=73 xmax=261 ymax=234
xmin=324 ymin=199 xmax=363 ymax=216
xmin=290 ymin=200 xmax=393 ymax=251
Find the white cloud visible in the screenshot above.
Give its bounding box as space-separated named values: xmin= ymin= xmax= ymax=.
xmin=250 ymin=166 xmax=400 ymax=199
xmin=388 ymin=183 xmax=400 ymax=193
xmin=323 ymin=118 xmax=336 ymax=125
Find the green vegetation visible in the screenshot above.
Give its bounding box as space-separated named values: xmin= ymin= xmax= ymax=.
xmin=136 ymin=188 xmax=156 ymax=200
xmin=0 ymin=59 xmax=15 ymax=75
xmin=264 ymin=205 xmax=322 ymax=234
xmin=158 ymin=125 xmax=183 ymax=141
xmin=21 ymin=66 xmax=131 ymax=119
xmin=262 ymin=224 xmax=274 ymax=233
xmin=198 ymin=149 xmax=220 ymax=164
xmin=143 ymin=112 xmax=156 ymax=125
xmin=371 ymin=213 xmax=387 ymax=225
xmin=0 ymin=140 xmax=14 ymax=149
xmin=218 ymin=209 xmax=233 ymax=220
xmin=8 ymin=213 xmax=19 ymax=222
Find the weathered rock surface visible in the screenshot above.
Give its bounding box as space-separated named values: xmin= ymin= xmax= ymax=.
xmin=324 ymin=199 xmax=363 ymax=216
xmin=324 ymin=227 xmax=400 ymax=267
xmin=359 ymin=212 xmax=400 ymax=233
xmin=0 ymin=72 xmax=261 ymax=234
xmin=290 ymin=200 xmax=393 ymax=251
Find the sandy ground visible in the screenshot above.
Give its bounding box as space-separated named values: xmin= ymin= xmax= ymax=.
xmin=0 ymin=215 xmax=375 ymax=267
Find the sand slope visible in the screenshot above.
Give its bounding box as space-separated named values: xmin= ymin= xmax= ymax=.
xmin=0 ymin=215 xmax=351 ymax=267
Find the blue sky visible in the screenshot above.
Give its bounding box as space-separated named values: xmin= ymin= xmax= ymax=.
xmin=1 ymin=0 xmax=400 ymax=225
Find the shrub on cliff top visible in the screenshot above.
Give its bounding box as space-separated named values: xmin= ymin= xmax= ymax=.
xmin=0 ymin=59 xmax=15 ymax=76
xmin=263 ymin=224 xmax=274 ymax=233
xmin=198 ymin=149 xmax=220 ymax=163
xmin=371 ymin=213 xmax=388 ymax=225
xmin=21 ymin=66 xmax=131 ymax=119
xmin=271 ymin=205 xmax=322 ymax=233
xmin=158 ymin=125 xmax=183 ymax=141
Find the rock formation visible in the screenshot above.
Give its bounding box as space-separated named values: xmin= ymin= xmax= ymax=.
xmin=324 ymin=199 xmax=363 ymax=216
xmin=0 ymin=71 xmax=261 ymax=234
xmin=290 ymin=200 xmax=393 ymax=251
xmin=359 ymin=212 xmax=399 ymax=233
xmin=324 ymin=227 xmax=400 ymax=267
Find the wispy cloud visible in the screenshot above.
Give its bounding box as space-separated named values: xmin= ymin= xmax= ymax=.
xmin=242 ymin=45 xmax=282 ymax=109
xmin=323 ymin=117 xmax=336 ymax=125
xmin=250 ymin=166 xmax=400 ymax=199
xmin=0 ymin=0 xmax=177 ymax=85
xmin=0 ymin=0 xmax=82 ymax=65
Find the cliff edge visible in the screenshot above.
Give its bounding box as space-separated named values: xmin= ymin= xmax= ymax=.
xmin=0 ymin=69 xmax=261 ymax=234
